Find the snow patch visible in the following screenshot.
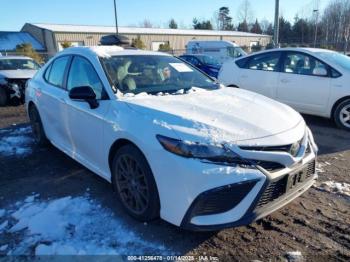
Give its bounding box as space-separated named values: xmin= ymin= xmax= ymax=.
xmin=4 ymin=195 xmax=170 ymax=255
xmin=0 ymin=245 xmax=8 ymax=251
xmin=0 ymin=126 xmax=33 ymax=156
xmin=89 ymin=46 xmax=123 ymax=58
xmin=285 ymin=251 xmax=303 ymax=261
xmin=0 ymin=220 xmax=8 ymax=231
xmin=0 ymin=209 xmax=5 ymax=217
xmin=316 ymin=181 xmax=350 ymax=197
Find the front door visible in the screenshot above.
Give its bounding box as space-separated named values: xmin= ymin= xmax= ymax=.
xmin=64 ymin=55 xmax=110 ymax=171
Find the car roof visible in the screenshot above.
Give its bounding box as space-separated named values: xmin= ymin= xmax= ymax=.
xmin=242 ymin=47 xmax=336 ymax=57
xmin=59 ymin=46 xmax=172 ymax=58
xmin=0 ymin=56 xmax=33 ymax=60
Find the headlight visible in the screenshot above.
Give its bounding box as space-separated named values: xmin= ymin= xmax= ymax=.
xmin=156 ymin=135 xmax=247 ymax=164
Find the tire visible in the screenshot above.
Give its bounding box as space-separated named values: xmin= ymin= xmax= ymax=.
xmin=0 ymin=88 xmax=8 ymax=107
xmin=112 ymin=144 xmax=160 ymax=221
xmin=334 ymin=99 xmax=350 ymax=130
xmin=28 ymin=105 xmax=49 ymax=146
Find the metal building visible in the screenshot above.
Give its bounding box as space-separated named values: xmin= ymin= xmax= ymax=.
xmin=21 ymin=23 xmax=272 ymax=56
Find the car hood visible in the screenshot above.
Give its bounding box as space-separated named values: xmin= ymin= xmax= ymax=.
xmin=0 ymin=70 xmax=37 ymax=79
xmin=122 ymin=87 xmax=305 ymax=145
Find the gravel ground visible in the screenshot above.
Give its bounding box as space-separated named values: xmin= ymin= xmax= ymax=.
xmin=0 ymin=105 xmax=349 ymax=261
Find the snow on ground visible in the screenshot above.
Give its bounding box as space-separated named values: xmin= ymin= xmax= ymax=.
xmin=315 ymin=181 xmax=350 ymax=197
xmin=0 ymin=194 xmax=170 ymax=255
xmin=316 ymin=162 xmax=331 ymax=173
xmin=285 ymin=251 xmax=304 ymax=261
xmin=0 ymin=126 xmax=33 ymax=156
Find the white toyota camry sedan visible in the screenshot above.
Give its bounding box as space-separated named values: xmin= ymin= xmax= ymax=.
xmin=218 ymin=48 xmax=350 ymax=130
xmin=26 ymin=46 xmax=318 ymax=231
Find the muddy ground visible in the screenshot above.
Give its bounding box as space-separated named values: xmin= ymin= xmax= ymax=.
xmin=0 ymin=105 xmax=349 ymax=261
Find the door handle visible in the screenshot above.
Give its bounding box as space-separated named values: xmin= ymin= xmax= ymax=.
xmin=280 ymin=79 xmax=290 ymax=83
xmin=241 ymin=75 xmax=248 ymax=78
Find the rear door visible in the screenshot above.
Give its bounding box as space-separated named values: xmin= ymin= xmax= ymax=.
xmin=238 ymin=51 xmax=281 ymax=98
xmin=64 ymin=55 xmax=110 ymax=170
xmin=276 ymin=51 xmax=331 ymax=114
xmin=39 ymin=55 xmax=71 ymax=149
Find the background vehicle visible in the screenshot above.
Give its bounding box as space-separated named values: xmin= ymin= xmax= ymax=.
xmin=179 ymin=54 xmax=221 ymax=78
xmin=26 ymin=46 xmax=317 ymax=231
xmin=0 ymin=56 xmax=40 ymax=106
xmin=218 ymin=48 xmax=350 ymax=130
xmin=186 ymin=40 xmax=246 ymax=64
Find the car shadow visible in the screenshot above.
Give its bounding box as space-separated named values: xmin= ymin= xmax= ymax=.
xmin=302 ymin=114 xmax=350 ymax=155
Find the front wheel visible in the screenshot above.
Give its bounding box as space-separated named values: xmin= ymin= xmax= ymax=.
xmin=334 ymin=99 xmax=350 ymax=130
xmin=112 ymin=144 xmax=160 ymax=221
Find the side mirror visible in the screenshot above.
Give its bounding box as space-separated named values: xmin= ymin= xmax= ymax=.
xmin=313 ymin=67 xmax=328 ymax=77
xmin=68 ymin=86 xmax=99 ymax=109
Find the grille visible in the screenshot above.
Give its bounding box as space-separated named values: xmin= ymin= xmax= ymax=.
xmin=240 ymin=144 xmax=292 ymax=153
xmin=256 ymin=160 xmax=316 ymax=209
xmin=255 ymin=160 xmax=285 ymax=172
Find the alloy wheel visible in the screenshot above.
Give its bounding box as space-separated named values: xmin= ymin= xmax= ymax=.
xmin=340 ymin=105 xmax=350 ymax=129
xmin=115 ymin=154 xmax=150 ymax=215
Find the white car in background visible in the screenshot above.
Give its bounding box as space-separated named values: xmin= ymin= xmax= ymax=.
xmin=218 ymin=48 xmax=350 ymax=130
xmin=26 ymin=46 xmax=317 ymax=231
xmin=0 ymin=56 xmax=41 ymax=106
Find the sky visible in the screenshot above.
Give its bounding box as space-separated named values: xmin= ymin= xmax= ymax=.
xmin=1 ymin=0 xmax=329 ymax=31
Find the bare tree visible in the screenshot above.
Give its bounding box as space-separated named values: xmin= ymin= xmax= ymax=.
xmin=237 ymin=0 xmax=254 ymax=24
xmin=140 ymin=19 xmax=153 ymax=28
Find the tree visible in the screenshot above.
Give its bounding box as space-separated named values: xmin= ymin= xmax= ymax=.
xmin=158 ymin=42 xmax=172 ymax=52
xmin=131 ymin=35 xmax=146 ymax=49
xmin=60 ymin=40 xmax=72 ymax=49
xmin=250 ymin=19 xmax=262 ymax=34
xmin=237 ymin=20 xmax=249 ymax=32
xmin=265 ymin=23 xmax=274 ymax=35
xmin=237 ymin=0 xmax=254 ymax=24
xmin=278 ymin=16 xmax=293 ymax=43
xmin=217 ymin=7 xmax=234 ymax=30
xmin=169 ymin=18 xmax=178 ymax=29
xmin=15 ymin=43 xmax=43 ymax=63
xmin=140 ymin=19 xmax=153 ymax=28
xmin=193 ymin=18 xmax=213 ymax=30
xmin=260 ymin=19 xmax=271 ymax=34
xmin=292 ymin=16 xmax=312 ymax=44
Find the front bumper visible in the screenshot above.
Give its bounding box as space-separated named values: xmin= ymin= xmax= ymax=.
xmin=181 ymin=158 xmax=316 ymax=231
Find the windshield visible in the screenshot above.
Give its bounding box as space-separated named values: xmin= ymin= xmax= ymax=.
xmin=0 ymin=59 xmax=41 ymax=70
xmin=317 ymin=51 xmax=350 ymax=71
xmin=197 ymin=55 xmax=220 ymax=66
xmin=227 ymin=47 xmax=246 ymax=58
xmin=102 ymin=55 xmax=218 ymax=94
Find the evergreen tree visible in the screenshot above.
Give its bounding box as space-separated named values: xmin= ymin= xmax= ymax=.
xmin=250 ymin=19 xmax=262 ymax=34
xmin=193 ymin=18 xmax=213 ymax=30
xmin=237 ymin=20 xmax=249 ymax=32
xmin=169 ymin=19 xmax=178 ymax=29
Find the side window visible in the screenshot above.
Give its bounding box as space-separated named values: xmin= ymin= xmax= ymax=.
xmin=47 ymin=56 xmax=70 ymax=87
xmin=247 ymin=52 xmax=281 ymax=72
xmin=67 ymin=56 xmax=105 ymax=100
xmin=282 ymin=52 xmax=327 ymax=76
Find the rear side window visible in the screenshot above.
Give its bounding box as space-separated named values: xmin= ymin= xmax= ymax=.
xmin=247 ymin=52 xmax=281 ymax=72
xmin=46 ymin=56 xmax=70 ymax=88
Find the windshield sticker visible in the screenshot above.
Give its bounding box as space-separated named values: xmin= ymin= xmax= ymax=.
xmin=169 ymin=63 xmax=193 ymax=72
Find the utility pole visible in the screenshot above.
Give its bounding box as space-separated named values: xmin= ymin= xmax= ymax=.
xmin=273 ymin=0 xmax=280 ymax=47
xmin=113 ymin=0 xmax=119 ymax=35
xmin=313 ymin=9 xmax=319 ymax=48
